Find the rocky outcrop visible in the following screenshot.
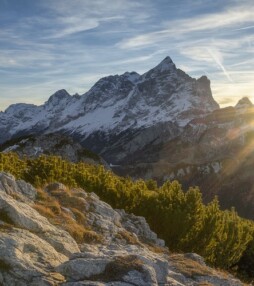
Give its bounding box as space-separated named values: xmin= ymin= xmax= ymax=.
xmin=0 ymin=172 xmax=36 ymax=202
xmin=0 ymin=173 xmax=247 ymax=285
xmin=0 ymin=228 xmax=66 ymax=286
xmin=0 ymin=173 xmax=78 ymax=285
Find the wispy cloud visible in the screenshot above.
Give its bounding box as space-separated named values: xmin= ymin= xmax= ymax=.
xmin=207 ymin=49 xmax=233 ymax=82
xmin=0 ymin=0 xmax=253 ymax=110
xmin=118 ymin=3 xmax=254 ymax=49
xmin=232 ymin=25 xmax=254 ymax=31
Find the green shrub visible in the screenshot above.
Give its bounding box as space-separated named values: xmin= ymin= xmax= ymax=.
xmin=0 ymin=152 xmax=254 ymax=274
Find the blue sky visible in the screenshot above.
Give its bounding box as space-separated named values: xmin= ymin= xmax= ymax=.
xmin=0 ymin=0 xmax=254 ymax=111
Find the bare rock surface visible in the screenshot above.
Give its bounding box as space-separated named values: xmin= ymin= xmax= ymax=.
xmin=0 ymin=172 xmax=36 ymax=201
xmin=0 ymin=191 xmax=79 ymax=256
xmin=0 ymin=173 xmax=247 ymax=285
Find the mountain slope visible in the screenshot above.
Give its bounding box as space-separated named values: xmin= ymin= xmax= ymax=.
xmin=116 ymin=100 xmax=254 ymax=218
xmin=0 ymin=172 xmax=246 ymax=285
xmin=0 ymin=56 xmax=218 ymax=163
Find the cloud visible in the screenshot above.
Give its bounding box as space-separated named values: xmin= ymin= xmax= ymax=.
xmin=207 ymin=49 xmax=233 ymax=83
xmin=232 ymin=25 xmax=254 ymax=31
xmin=0 ymin=0 xmax=253 ymax=111
xmin=36 ymin=0 xmax=151 ymax=39
xmin=216 ymin=97 xmax=234 ymax=106
xmin=118 ymin=3 xmax=254 ymax=49
xmin=212 ymin=72 xmax=254 ymax=107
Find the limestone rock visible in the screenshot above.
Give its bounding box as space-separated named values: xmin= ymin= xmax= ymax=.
xmin=0 ymin=190 xmax=79 ymax=256
xmin=0 ymin=175 xmax=247 ymax=286
xmin=0 ymin=227 xmax=67 ymax=286
xmin=117 ymin=209 xmax=165 ymax=247
xmin=57 ymin=257 xmax=112 ymax=281
xmin=0 ymin=172 xmax=36 ymax=201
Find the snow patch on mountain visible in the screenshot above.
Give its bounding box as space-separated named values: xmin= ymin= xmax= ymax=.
xmin=0 ymin=56 xmax=219 ymax=145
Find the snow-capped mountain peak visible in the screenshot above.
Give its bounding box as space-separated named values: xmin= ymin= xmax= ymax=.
xmin=154 ymin=56 xmax=176 ymax=72
xmin=4 ymin=103 xmax=36 ymax=114
xmin=0 ymin=56 xmax=220 ymax=157
xmin=46 ymin=89 xmax=71 ymax=106
xmin=143 ymin=56 xmax=176 ymax=79
xmin=123 ymin=71 xmax=140 ymax=83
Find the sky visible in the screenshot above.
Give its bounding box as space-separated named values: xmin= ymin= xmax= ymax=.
xmin=0 ymin=0 xmax=254 ymax=111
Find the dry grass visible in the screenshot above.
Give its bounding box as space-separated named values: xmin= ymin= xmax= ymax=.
xmin=143 ymin=241 xmax=169 ymax=255
xmin=36 ymin=188 xmax=51 ymax=201
xmin=70 ymin=207 xmax=87 ymax=225
xmin=64 ymin=218 xmax=88 ymax=243
xmin=33 ymin=204 xmax=56 ymax=218
xmin=0 ymin=259 xmax=11 ymax=272
xmin=82 ymin=229 xmax=103 ymax=243
xmin=170 ymin=254 xmax=213 ymax=279
xmin=50 ymin=189 xmax=87 ymax=210
xmin=90 ymin=255 xmax=144 ymax=282
xmin=0 ymin=209 xmax=14 ymax=225
xmin=115 ymin=229 xmax=140 ymax=245
xmin=32 ymin=185 xmax=103 ymax=244
xmin=9 ymin=192 xmax=23 ymax=201
xmin=0 ymin=222 xmax=13 ymax=232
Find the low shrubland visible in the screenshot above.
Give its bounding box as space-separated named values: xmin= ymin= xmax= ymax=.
xmin=0 ymin=152 xmax=254 ymax=280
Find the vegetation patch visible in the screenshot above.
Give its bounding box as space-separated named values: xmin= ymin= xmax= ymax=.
xmin=31 ymin=181 xmax=103 ymax=244
xmin=90 ymin=255 xmax=144 ymax=282
xmin=0 ymin=209 xmax=14 ymax=225
xmin=142 ymin=241 xmax=169 ymax=255
xmin=82 ymin=229 xmax=103 ymax=244
xmin=115 ymin=230 xmax=140 ymax=245
xmin=0 ymin=222 xmax=13 ymax=232
xmin=0 ymin=259 xmax=11 ymax=272
xmin=0 ymin=153 xmax=254 ymax=279
xmin=170 ymin=254 xmax=213 ymax=279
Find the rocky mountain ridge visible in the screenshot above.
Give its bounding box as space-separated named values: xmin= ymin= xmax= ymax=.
xmin=0 ymin=57 xmax=218 ymax=155
xmin=0 ymin=172 xmax=246 ymax=285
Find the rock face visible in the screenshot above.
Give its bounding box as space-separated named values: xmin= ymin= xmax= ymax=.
xmin=0 ymin=172 xmax=36 ymax=201
xmin=0 ymin=172 xmax=79 ymax=285
xmin=0 ymin=173 xmax=246 ymax=285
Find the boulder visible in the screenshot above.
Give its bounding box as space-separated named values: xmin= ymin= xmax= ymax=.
xmin=57 ymin=257 xmax=112 ymax=281
xmin=117 ymin=209 xmax=165 ymax=247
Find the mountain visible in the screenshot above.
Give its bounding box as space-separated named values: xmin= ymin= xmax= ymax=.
xmin=1 ymin=56 xmax=254 ymax=219
xmin=0 ymin=56 xmax=218 ymax=160
xmin=116 ymin=98 xmax=254 ymax=218
xmin=0 ymin=172 xmax=245 ymax=285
